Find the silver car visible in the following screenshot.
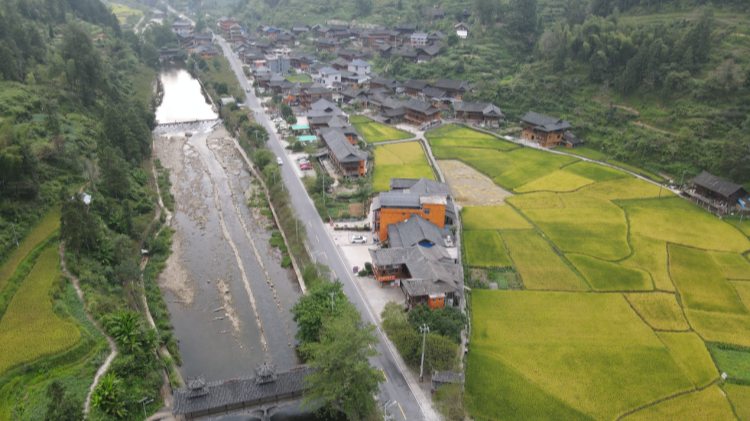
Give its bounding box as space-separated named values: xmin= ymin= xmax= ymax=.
xmin=351 ymin=235 xmax=367 ymax=244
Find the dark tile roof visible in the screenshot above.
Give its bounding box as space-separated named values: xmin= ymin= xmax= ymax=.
xmin=403 ymin=177 xmax=452 ymax=196
xmin=370 ymin=76 xmax=398 ymax=89
xmin=383 ymin=107 xmax=405 ymax=117
xmin=428 ymin=31 xmax=446 ymax=40
xmin=432 ymin=371 xmax=465 ymax=384
xmin=369 ymin=246 xmax=460 ymax=292
xmin=404 ymin=98 xmax=439 ymax=115
xmin=404 ymin=79 xmax=430 ymax=91
xmin=320 ymin=125 xmax=360 ymax=138
xmin=332 ymin=57 xmax=350 ymax=66
xmin=390 ymin=178 xmax=420 ymax=189
xmin=454 ymin=102 xmax=505 ymax=118
xmin=562 ymin=131 xmax=584 ymax=146
xmin=317 ymin=37 xmax=341 ymax=46
xmin=422 ymin=87 xmax=448 ymax=99
xmin=434 ymin=78 xmax=472 ymax=92
xmin=693 ymin=171 xmax=746 ymax=198
xmin=387 ymin=214 xmax=450 ymax=248
xmin=520 ymin=111 xmax=571 ymax=132
xmin=377 ymin=192 xmax=421 ymax=208
xmin=395 ymin=23 xmax=417 ymax=30
xmin=173 ymin=366 xmax=314 ymax=415
xmin=323 ymin=131 xmax=368 ymax=163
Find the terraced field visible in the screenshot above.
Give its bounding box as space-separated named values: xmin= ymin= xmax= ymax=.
xmin=427 ymin=126 xmax=750 ymax=420
xmin=351 ymin=115 xmax=412 ymax=143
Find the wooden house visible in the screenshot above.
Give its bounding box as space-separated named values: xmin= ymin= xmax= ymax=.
xmin=520 ymin=111 xmax=571 ymax=148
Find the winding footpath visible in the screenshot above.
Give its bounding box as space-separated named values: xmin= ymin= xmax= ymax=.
xmin=57 ymin=243 xmax=118 ymax=417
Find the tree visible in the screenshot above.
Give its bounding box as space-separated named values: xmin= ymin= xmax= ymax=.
xmin=98 ymin=147 xmax=131 ymax=199
xmin=301 ymin=306 xmax=383 ymax=420
xmin=61 ymin=193 xmax=99 ymax=254
xmin=509 ymin=0 xmax=538 ymax=36
xmin=564 ymin=0 xmax=587 ymax=26
xmin=253 ymin=149 xmax=275 ymax=170
xmin=61 ymin=23 xmax=102 ymax=104
xmin=447 ymin=33 xmax=459 ymax=47
xmin=475 ymin=0 xmax=496 ymax=25
xmin=91 ymin=372 xmax=127 ymax=419
xmin=141 ymin=42 xmax=160 ymax=69
xmin=291 ymin=280 xmax=350 ymax=343
xmin=105 ymin=310 xmax=155 ymax=354
xmin=424 ymin=333 xmax=458 ymax=371
xmin=44 ymin=381 xmax=82 ymax=421
xmin=720 ymin=128 xmax=750 ymax=183
xmin=355 ymin=0 xmax=374 ymax=17
xmin=408 ymin=305 xmax=467 ymax=344
xmin=434 ymin=383 xmax=468 ymax=421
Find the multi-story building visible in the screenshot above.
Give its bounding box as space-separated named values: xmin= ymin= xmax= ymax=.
xmin=218 ymin=17 xmax=239 ymax=38
xmin=520 ymin=111 xmax=572 ymax=148
xmin=453 ymin=102 xmax=505 ymax=126
xmin=410 ymin=32 xmax=427 ymax=46
xmin=321 ymin=131 xmax=368 ymax=177
xmin=171 ymin=21 xmax=194 ymax=37
xmin=433 ymin=78 xmax=472 ymax=99
xmin=404 ymin=98 xmax=441 ymax=126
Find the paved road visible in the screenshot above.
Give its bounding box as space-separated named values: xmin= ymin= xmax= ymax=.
xmin=215 ymin=37 xmax=435 ymax=421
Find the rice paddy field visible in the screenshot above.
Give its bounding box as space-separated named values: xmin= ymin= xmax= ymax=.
xmin=372 ymin=142 xmax=434 ymax=191
xmin=0 ymin=247 xmax=80 ymax=375
xmin=0 ymin=208 xmax=60 ymax=294
xmin=350 ymin=115 xmax=411 ymax=143
xmin=428 ymin=126 xmax=750 ymax=420
xmin=463 ymin=231 xmax=511 ymax=268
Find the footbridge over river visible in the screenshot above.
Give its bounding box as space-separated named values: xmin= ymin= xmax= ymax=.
xmin=172 ymin=364 xmax=314 ymax=420
xmin=154 ymin=119 xmax=222 ymax=135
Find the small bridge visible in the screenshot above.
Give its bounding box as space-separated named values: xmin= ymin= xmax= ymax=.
xmin=172 ymin=364 xmax=314 ymax=420
xmin=153 ymin=119 xmax=221 ymax=134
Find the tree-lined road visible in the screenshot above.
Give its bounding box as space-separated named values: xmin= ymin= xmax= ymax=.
xmin=215 ymin=37 xmax=436 ymax=421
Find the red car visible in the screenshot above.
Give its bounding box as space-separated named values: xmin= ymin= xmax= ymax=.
xmin=300 ymin=163 xmax=313 ymax=170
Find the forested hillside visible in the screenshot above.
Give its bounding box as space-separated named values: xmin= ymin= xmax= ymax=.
xmin=0 ymin=0 xmax=177 ymax=419
xmin=192 ymin=0 xmax=750 ymax=184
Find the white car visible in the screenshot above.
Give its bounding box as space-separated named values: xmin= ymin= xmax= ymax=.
xmin=277 ymin=157 xmax=283 ymax=166
xmin=351 ymin=235 xmax=367 ymax=244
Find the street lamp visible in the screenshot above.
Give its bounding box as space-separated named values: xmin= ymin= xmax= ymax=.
xmin=419 ymin=324 xmax=430 ymax=382
xmin=138 ymin=397 xmax=154 ymax=419
xmin=382 ymin=400 xmax=397 ymax=421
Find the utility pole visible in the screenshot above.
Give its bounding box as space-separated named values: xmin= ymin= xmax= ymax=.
xmin=739 ymin=213 xmax=744 ymax=229
xmin=679 ymin=170 xmax=687 ymax=189
xmin=419 ymin=324 xmax=429 ymax=382
xmin=329 ymin=292 xmax=335 ymax=312
xmin=138 ymin=397 xmax=153 ymax=419
xmin=382 ymin=400 xmax=396 ymax=421
xmin=11 ymin=223 xmax=19 ymax=248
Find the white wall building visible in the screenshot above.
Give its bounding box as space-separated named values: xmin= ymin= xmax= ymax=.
xmin=314 ymin=66 xmax=341 ymax=87
xmin=347 ymin=59 xmax=371 ymax=76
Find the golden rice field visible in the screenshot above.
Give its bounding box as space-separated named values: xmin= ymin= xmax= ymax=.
xmin=373 ymin=142 xmax=434 ymax=191
xmin=621 ymin=386 xmax=736 ymax=421
xmin=426 ymin=126 xmax=516 ymax=150
xmin=623 ymin=292 xmax=689 ymax=331
xmin=463 ymin=230 xmax=511 ymax=267
xmin=501 ymin=230 xmax=587 ymax=291
xmin=351 ymin=116 xmax=411 ymax=143
xmin=461 ymin=205 xmax=532 ymax=230
xmin=428 ymin=127 xmax=750 ymax=420
xmin=0 ymin=208 xmax=60 ymax=294
xmin=657 ymin=332 xmax=718 ymax=388
xmin=0 ymin=247 xmax=80 ymax=375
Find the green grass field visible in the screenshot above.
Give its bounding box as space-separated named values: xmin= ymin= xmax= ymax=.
xmin=352 ymin=116 xmax=411 ymax=143
xmin=522 ymin=194 xmax=631 ymax=260
xmin=669 ymin=245 xmax=747 ymax=314
xmin=284 ymin=73 xmax=312 ymax=83
xmin=552 ymin=146 xmax=666 ymax=183
xmin=567 ymin=254 xmax=652 ymax=291
xmin=470 ymin=291 xmax=694 ymax=421
xmin=657 ymin=332 xmax=718 ymax=388
xmin=515 ymin=170 xmax=595 ymax=193
xmin=624 ymin=293 xmax=689 ymax=331
xmin=373 ymin=142 xmax=434 ymax=191
xmin=501 ymin=230 xmax=587 ymax=291
xmin=710 ymin=251 xmax=750 ymax=280
xmin=723 ymin=384 xmax=750 ymax=421
xmin=0 ymin=209 xmax=60 ymax=294
xmin=426 ymin=126 xmax=516 ymax=150
xmin=621 ymin=386 xmax=735 ymax=421
xmin=622 ymin=236 xmax=674 ymax=291
xmin=562 ymin=161 xmax=630 ymax=182
xmin=624 ymin=198 xmax=750 ymax=253
xmin=0 ymin=247 xmax=80 ymax=375
xmin=707 ymin=344 xmax=750 ymax=382
xmin=461 ymin=206 xmax=532 ymax=230
xmin=463 ymin=231 xmax=511 ymax=267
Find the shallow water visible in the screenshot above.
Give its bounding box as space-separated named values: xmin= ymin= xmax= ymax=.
xmin=155 ymin=66 xmax=217 ymax=124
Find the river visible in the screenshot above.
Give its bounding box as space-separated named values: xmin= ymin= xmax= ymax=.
xmin=154 ymin=66 xmax=324 ymax=420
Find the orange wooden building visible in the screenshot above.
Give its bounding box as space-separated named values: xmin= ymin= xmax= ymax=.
xmin=520 ymin=111 xmax=571 ymax=148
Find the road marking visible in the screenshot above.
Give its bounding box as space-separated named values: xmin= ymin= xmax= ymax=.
xmin=369 ymin=344 xmax=372 ymax=349
xmin=324 ymin=252 xmax=328 ymax=260
xmin=308 ymin=220 xmax=312 ymax=227
xmin=398 ymin=403 xmax=406 ymax=420
xmin=316 ymin=235 xmax=319 ymax=242
xmin=332 ymin=269 xmax=336 ymax=279
xmin=381 ymin=369 xmax=388 ymax=382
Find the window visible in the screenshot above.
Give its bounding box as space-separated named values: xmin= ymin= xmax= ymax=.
xmin=402 ymin=212 xmax=406 ymax=216
xmin=424 ymin=208 xmax=430 ymax=215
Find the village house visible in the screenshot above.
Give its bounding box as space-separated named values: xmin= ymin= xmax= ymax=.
xmin=431 ymin=371 xmax=465 ymax=393
xmin=395 ymin=23 xmax=417 ymax=35
xmin=454 ymin=22 xmax=469 ymax=39
xmin=422 ymin=87 xmax=451 ymax=108
xmin=192 ymin=44 xmax=221 ymax=59
xmin=404 ymin=98 xmax=441 ymax=127
xmin=372 ymin=177 xmax=455 ymax=241
xmin=331 ymin=57 xmax=350 ymax=71
xmin=337 ymin=48 xmax=367 ymax=62
xmin=427 ymin=9 xmax=445 ymax=20
xmin=273 ymin=32 xmax=295 ymax=46
xmin=297 ymin=83 xmax=333 ymax=109
xmin=369 ymin=76 xmax=398 ymax=91
xmin=312 ymin=24 xmax=330 ymax=37
xmin=291 ymin=24 xmax=310 ymax=35
xmin=453 ymin=102 xmax=505 ymax=126
xmin=562 ymin=132 xmax=584 ymax=148
xmin=230 ymin=24 xmax=242 ymax=42
xmin=410 ymin=32 xmax=428 ymax=46
xmin=171 ymin=20 xmax=194 ymax=37
xmin=348 ymin=59 xmax=371 ymax=76
xmin=316 ymin=37 xmax=341 ymax=52
xmin=691 ymin=171 xmax=748 ymax=206
xmin=369 ymin=244 xmax=461 ymax=309
xmin=313 ymin=67 xmax=341 ymax=87
xmin=427 ymin=31 xmax=446 ymax=44
xmin=321 ymin=131 xmax=368 ymax=177
xmin=520 ymin=111 xmax=572 ymax=147
xmin=319 ymin=126 xmax=361 ymax=144
xmin=218 ymin=17 xmax=239 ymax=38
xmin=288 ymin=52 xmax=316 ymax=71
xmin=434 ymin=78 xmax=472 ymax=99
xmin=404 ymin=79 xmax=430 ymax=97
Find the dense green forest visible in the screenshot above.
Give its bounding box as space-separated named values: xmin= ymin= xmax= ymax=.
xmin=188 ymin=0 xmax=750 ymax=184
xmin=0 ymin=0 xmax=179 ymax=419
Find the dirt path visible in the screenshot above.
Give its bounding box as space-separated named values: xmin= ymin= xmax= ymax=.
xmin=631 ymin=120 xmax=674 ymax=135
xmin=57 ymin=243 xmax=118 ymax=418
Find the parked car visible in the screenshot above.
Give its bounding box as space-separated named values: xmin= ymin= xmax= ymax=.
xmin=351 ymin=235 xmax=367 ymax=244
xmin=300 ymin=164 xmax=313 ymax=171
xmin=277 ymin=157 xmax=283 ymax=165
xmin=296 ymin=156 xmax=308 ymax=162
